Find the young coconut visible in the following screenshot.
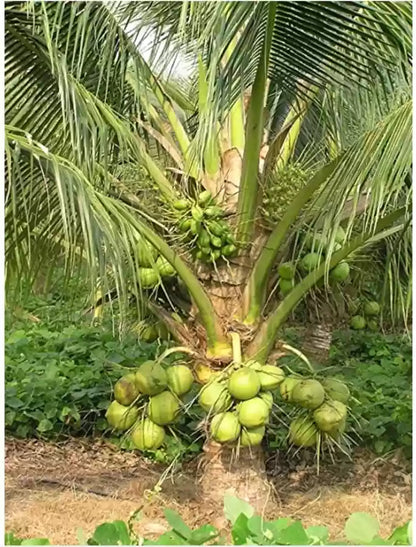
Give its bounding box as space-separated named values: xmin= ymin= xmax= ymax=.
xmin=364 ymin=301 xmax=380 ymax=316
xmin=313 ymin=400 xmax=347 ymax=433
xmin=210 ymin=412 xmax=241 ymax=443
xmin=259 ymin=391 xmax=274 ymax=409
xmin=198 ymin=382 xmax=232 ymax=414
xmin=280 ymin=278 xmax=294 ymax=296
xmin=240 ymin=425 xmax=266 ymax=447
xmin=257 ymin=365 xmax=285 ymax=391
xmin=114 ymin=373 xmax=140 ymax=406
xmin=237 ymin=397 xmax=270 ymax=428
xmin=166 ymin=365 xmax=194 ymax=396
xmin=137 ymin=239 xmax=158 ymax=267
xmin=329 ymin=261 xmax=350 ymax=283
xmin=135 ymin=361 xmax=168 ymax=395
xmin=105 ymin=401 xmax=139 ymax=430
xmin=137 ymin=268 xmax=159 ymax=289
xmin=148 ymin=391 xmax=180 ymax=425
xmin=278 ymin=262 xmax=296 ymax=280
xmin=228 ymin=367 xmax=261 ymax=400
xmin=292 ymin=379 xmax=325 ymax=410
xmin=350 ymin=315 xmax=366 ymax=330
xmin=280 ymin=377 xmax=301 ymax=402
xmin=289 ymin=417 xmax=318 ymax=447
xmin=156 ymin=256 xmax=176 ymax=277
xmin=300 ymin=253 xmax=322 ymax=273
xmin=131 ymin=418 xmax=165 ymax=451
xmin=322 ymin=378 xmax=350 ymax=404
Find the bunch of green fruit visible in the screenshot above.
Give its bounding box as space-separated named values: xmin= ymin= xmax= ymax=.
xmin=173 ymin=191 xmax=238 ymax=263
xmin=280 ymin=376 xmax=351 ymax=447
xmin=135 ymin=237 xmax=177 ymax=290
xmin=298 ymin=227 xmax=350 ymax=283
xmin=198 ymin=360 xmax=286 ymax=447
xmin=262 ymin=164 xmax=308 ymax=224
xmin=350 ymin=299 xmax=381 ymax=331
xmin=105 ymin=361 xmax=194 ymax=452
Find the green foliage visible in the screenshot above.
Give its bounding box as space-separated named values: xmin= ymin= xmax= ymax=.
xmin=5 ymin=322 xmax=157 ymax=438
xmin=6 ymin=496 xmax=411 ymax=545
xmin=328 ymin=330 xmax=412 ymax=457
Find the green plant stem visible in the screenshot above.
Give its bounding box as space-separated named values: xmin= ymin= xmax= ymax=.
xmin=242 ymin=161 xmax=338 ymax=324
xmin=246 ymin=207 xmax=407 ymax=362
xmin=235 ymin=3 xmax=276 ymax=245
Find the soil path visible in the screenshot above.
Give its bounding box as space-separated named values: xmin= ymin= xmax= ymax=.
xmin=5 ymin=438 xmax=411 ymax=545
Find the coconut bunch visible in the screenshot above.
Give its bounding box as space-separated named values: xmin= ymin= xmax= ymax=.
xmin=275 ymin=227 xmax=351 ymax=298
xmin=135 ymin=237 xmax=177 ymax=290
xmin=132 ymin=320 xmax=170 ymax=343
xmin=350 ymin=300 xmax=381 ymax=331
xmin=105 ymin=361 xmax=194 ymax=452
xmin=173 ymin=191 xmax=238 ymax=263
xmin=198 ymin=361 xmax=286 ymax=447
xmin=279 ymin=376 xmax=351 ymax=448
xmin=261 ymin=164 xmax=308 ymax=224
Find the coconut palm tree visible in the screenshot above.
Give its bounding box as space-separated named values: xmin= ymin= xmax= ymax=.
xmin=5 ymin=1 xmax=412 ymax=510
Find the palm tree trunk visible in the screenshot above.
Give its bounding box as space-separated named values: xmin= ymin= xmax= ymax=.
xmin=198 ymin=441 xmax=274 ymax=513
xmin=301 ymin=322 xmax=333 ymax=366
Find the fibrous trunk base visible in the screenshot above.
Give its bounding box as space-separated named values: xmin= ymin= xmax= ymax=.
xmin=198 ymin=441 xmax=274 ymax=514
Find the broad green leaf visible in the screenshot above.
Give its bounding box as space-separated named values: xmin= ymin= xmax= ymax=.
xmin=188 ymin=524 xmax=219 ymax=545
xmin=388 ymin=521 xmax=412 ymax=545
xmin=344 ymin=513 xmax=380 ymax=545
xmin=163 ymin=509 xmax=192 ymax=540
xmin=36 ymin=419 xmax=54 ymax=433
xmin=144 ymin=530 xmax=184 ymax=545
xmin=306 ymin=525 xmax=329 ymax=543
xmin=90 ymin=521 xmax=131 ymax=545
xmin=224 ymin=493 xmax=254 ymax=525
xmin=279 ymin=521 xmax=310 ymax=545
xmin=5 ymin=532 xmax=22 ymax=545
xmin=231 ymin=513 xmax=251 ymax=545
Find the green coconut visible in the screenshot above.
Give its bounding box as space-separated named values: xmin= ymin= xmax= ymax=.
xmin=148 ymin=391 xmax=180 ymax=425
xmin=350 ymin=315 xmax=366 ymax=330
xmin=280 ymin=377 xmax=300 ymax=402
xmin=280 ymin=278 xmax=294 ymax=296
xmin=364 ymin=301 xmax=380 ymax=316
xmin=105 ymin=401 xmax=139 ymax=431
xmin=300 ymin=253 xmax=322 ymax=273
xmin=278 ymin=262 xmax=296 ymax=280
xmin=198 ymin=382 xmax=232 ymax=414
xmin=330 ymin=261 xmax=350 ymax=283
xmin=322 ymin=378 xmax=350 ymax=404
xmin=156 ymin=256 xmax=176 ymax=277
xmin=259 ymin=391 xmax=274 ymax=409
xmin=137 ymin=240 xmax=158 ymax=267
xmin=137 ymin=268 xmax=159 ymax=289
xmin=313 ymin=400 xmax=347 ymax=433
xmin=334 ymin=226 xmax=346 ymax=244
xmin=289 ymin=417 xmax=318 ymax=447
xmin=240 ymin=425 xmax=265 ymax=447
xmin=292 ymin=379 xmax=325 ymax=410
xmin=367 ymin=319 xmax=379 ymax=331
xmin=257 ymin=365 xmax=285 ymax=391
xmin=166 ymin=365 xmax=194 ymax=396
xmin=304 ymin=232 xmax=327 ymax=252
xmin=228 ymin=368 xmax=261 ymax=400
xmin=210 ymin=412 xmax=241 ymax=443
xmin=141 ymin=324 xmax=158 ymax=342
xmin=114 ymin=373 xmax=140 ymax=406
xmin=135 ymin=361 xmax=168 ymax=395
xmin=326 ymin=416 xmax=346 ymax=439
xmin=131 ymin=418 xmax=165 ymax=450
xmin=237 ymin=397 xmax=269 ymax=428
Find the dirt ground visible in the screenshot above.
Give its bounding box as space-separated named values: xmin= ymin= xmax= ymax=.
xmin=5 ymin=438 xmax=412 ymax=545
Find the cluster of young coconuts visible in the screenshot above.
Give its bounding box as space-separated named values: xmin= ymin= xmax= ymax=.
xmin=135 ymin=238 xmax=177 ymax=290
xmin=350 ymin=300 xmax=381 ymax=331
xmin=277 ymin=227 xmax=351 ymax=297
xmin=105 ymin=360 xmax=194 ymax=451
xmin=173 ymin=190 xmax=238 ymax=263
xmin=105 ymin=358 xmax=351 ymax=452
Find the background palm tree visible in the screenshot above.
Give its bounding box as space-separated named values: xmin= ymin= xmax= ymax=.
xmin=5 ymin=1 xmax=412 ymax=509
